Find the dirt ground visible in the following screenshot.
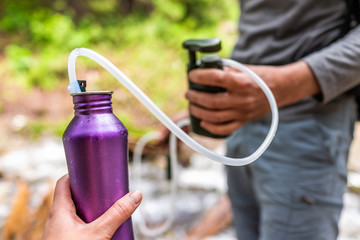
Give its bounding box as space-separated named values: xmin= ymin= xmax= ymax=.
xmin=0 ymin=82 xmax=73 ymax=153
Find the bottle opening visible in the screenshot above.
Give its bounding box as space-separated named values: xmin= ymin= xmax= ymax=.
xmin=71 ymin=91 xmax=113 ymax=96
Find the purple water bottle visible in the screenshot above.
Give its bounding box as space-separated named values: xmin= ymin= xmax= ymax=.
xmin=62 ymin=89 xmax=134 ymax=240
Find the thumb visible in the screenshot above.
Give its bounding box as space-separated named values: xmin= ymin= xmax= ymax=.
xmin=91 ymin=191 xmax=142 ymax=237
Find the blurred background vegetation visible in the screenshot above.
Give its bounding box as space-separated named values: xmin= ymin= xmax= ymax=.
xmin=0 ymin=0 xmax=239 ymax=150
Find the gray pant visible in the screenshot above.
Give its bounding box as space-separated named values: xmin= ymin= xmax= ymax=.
xmin=226 ymin=96 xmax=356 ymax=240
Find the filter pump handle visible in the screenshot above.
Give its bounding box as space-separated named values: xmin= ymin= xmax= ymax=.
xmin=182 ymin=38 xmax=221 ymax=70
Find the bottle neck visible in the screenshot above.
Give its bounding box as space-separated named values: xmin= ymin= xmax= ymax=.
xmin=72 ymin=91 xmax=113 ymax=115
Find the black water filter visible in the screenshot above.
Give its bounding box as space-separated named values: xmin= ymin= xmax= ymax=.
xmin=183 ymin=38 xmax=228 ymax=138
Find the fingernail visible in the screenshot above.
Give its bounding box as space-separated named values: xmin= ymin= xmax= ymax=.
xmin=185 ymin=92 xmax=189 ymax=99
xmin=129 ymin=190 xmax=142 ymax=205
xmin=189 ymin=71 xmax=196 ymax=80
xmin=188 ymin=71 xmax=194 ymax=78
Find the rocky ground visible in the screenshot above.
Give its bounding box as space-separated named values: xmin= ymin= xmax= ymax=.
xmin=0 ymin=127 xmax=360 ymax=239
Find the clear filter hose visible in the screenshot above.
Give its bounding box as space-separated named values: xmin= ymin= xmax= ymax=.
xmin=68 ymin=48 xmax=279 ymax=166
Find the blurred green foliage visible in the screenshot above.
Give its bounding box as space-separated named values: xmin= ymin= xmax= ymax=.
xmin=0 ymin=0 xmax=239 ymax=138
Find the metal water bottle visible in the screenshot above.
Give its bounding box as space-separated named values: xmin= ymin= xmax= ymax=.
xmin=62 ymin=88 xmax=134 ymax=240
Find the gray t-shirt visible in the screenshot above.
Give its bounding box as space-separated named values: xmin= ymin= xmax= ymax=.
xmin=231 ymin=0 xmax=360 ymax=121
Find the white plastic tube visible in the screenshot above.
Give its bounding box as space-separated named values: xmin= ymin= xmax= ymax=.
xmin=68 ymin=48 xmax=278 ymax=166
xmin=132 ymin=118 xmax=190 ymax=237
xmin=132 ymin=131 xmax=173 ymax=237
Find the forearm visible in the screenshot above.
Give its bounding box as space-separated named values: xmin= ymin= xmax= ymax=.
xmin=275 ymin=61 xmax=321 ymax=107
xmin=249 ymin=60 xmax=321 ymax=108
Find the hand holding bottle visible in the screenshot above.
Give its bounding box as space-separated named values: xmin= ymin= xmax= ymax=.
xmin=42 ymin=175 xmax=142 ymax=240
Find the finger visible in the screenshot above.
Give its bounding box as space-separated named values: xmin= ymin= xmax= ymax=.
xmin=201 ymin=121 xmax=244 ymax=136
xmin=186 ymin=91 xmax=234 ymax=110
xmin=189 ymin=105 xmax=239 ymax=124
xmin=52 ymin=174 xmax=76 ymax=212
xmin=189 ymin=69 xmax=245 ymax=90
xmin=189 ymin=69 xmax=227 ymax=88
xmin=186 ymin=90 xmax=251 ymax=110
xmin=224 ymin=66 xmax=241 ymax=73
xmin=91 ymin=191 xmax=142 ymax=236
